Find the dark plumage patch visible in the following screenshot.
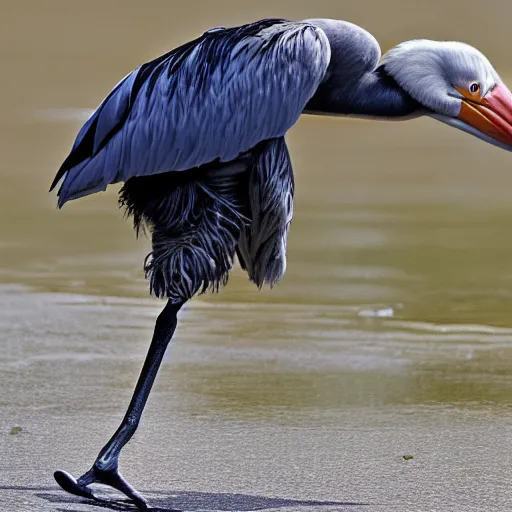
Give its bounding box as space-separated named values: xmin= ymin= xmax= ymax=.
xmin=119 ymin=160 xmax=251 ymax=302
xmin=50 ymin=73 xmax=134 ymax=192
xmin=50 ymin=116 xmax=98 ymax=192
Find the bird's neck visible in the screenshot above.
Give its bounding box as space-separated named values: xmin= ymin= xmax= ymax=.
xmin=304 ymin=66 xmax=422 ymax=119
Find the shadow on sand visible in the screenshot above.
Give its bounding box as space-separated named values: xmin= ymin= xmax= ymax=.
xmin=1 ymin=485 xmax=365 ymax=511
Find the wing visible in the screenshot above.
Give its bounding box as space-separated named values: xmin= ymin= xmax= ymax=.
xmin=52 ymin=19 xmax=330 ymax=207
xmin=237 ymin=137 xmax=294 ymax=287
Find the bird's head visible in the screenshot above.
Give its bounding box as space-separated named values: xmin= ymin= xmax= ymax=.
xmin=381 ymin=40 xmax=512 ymax=151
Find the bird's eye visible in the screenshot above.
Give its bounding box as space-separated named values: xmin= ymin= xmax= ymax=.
xmin=469 ymin=82 xmax=480 ymax=94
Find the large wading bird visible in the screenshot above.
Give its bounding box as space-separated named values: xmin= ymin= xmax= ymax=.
xmin=52 ymin=18 xmax=512 ymax=508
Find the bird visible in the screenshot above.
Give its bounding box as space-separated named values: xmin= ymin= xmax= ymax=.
xmin=51 ymin=17 xmax=512 ymax=509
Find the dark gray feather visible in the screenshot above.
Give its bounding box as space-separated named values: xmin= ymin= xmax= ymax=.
xmin=237 ymin=137 xmax=294 ymax=288
xmin=119 ymin=157 xmax=251 ymax=302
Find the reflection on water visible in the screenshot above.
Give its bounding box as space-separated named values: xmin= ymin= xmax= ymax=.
xmin=2 ymin=1 xmax=512 ymax=424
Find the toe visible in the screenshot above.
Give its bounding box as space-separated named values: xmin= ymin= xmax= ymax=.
xmin=54 ymin=470 xmax=95 ymax=499
xmin=101 ymin=470 xmax=149 ymax=509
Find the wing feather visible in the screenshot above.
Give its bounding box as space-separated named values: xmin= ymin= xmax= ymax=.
xmin=237 ymin=137 xmax=294 ymax=287
xmin=52 ymin=19 xmax=330 ymax=206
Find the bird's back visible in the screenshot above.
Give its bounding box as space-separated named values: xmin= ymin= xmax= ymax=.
xmin=52 ymin=19 xmax=329 ymax=207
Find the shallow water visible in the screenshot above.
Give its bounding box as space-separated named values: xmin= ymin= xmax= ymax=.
xmin=2 ymin=2 xmax=512 ymax=511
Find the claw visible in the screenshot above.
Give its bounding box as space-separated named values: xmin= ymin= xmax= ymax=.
xmin=54 ymin=468 xmax=149 ymax=509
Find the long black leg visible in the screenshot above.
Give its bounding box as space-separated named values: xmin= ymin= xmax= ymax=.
xmin=55 ymin=299 xmax=185 ymax=509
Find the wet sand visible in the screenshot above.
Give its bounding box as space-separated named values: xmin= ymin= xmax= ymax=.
xmin=2 ymin=286 xmax=512 ymax=511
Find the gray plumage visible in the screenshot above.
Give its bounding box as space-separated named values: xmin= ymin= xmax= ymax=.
xmin=52 ymin=19 xmax=329 ymax=204
xmin=52 ymin=18 xmax=329 ymax=303
xmin=237 ymin=137 xmax=294 ymax=288
xmin=52 ymin=17 xmax=509 ymax=304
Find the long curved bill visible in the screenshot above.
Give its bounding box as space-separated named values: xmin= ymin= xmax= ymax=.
xmin=430 ymin=82 xmax=512 ymax=151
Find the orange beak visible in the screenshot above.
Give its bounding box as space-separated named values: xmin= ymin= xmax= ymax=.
xmin=456 ymin=83 xmax=512 ymax=148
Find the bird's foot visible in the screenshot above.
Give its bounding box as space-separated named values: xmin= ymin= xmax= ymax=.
xmin=54 ymin=464 xmax=149 ymax=509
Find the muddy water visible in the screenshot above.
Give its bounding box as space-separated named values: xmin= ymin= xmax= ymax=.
xmin=2 ymin=2 xmax=512 ymax=511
